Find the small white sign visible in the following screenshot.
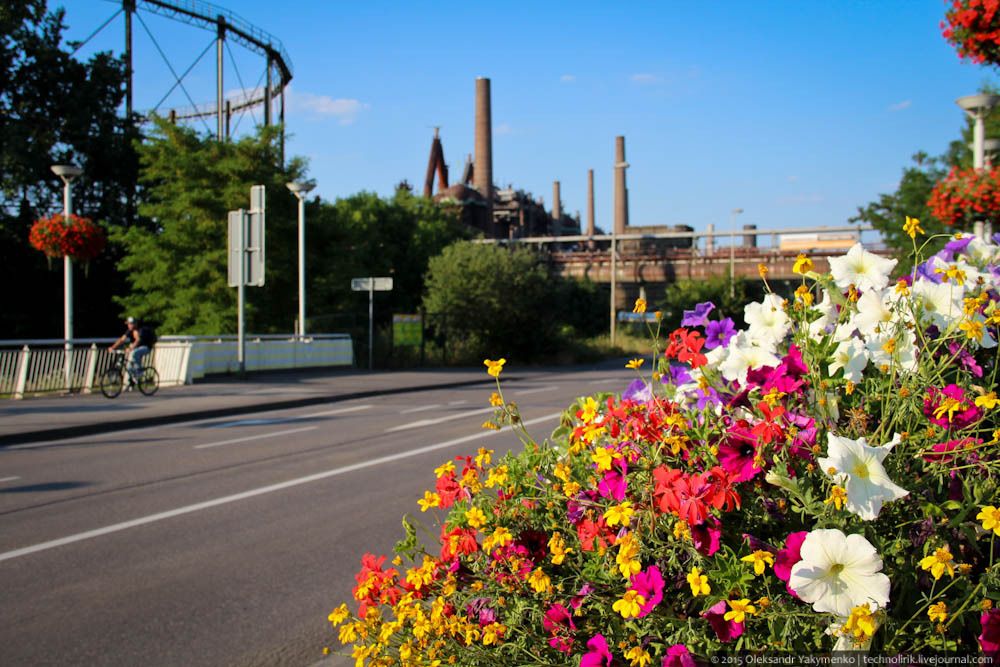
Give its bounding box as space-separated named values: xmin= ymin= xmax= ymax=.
xmin=351 ymin=277 xmax=394 ymax=291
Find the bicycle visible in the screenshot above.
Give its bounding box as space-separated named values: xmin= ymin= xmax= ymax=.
xmin=100 ymin=350 xmax=159 ymax=398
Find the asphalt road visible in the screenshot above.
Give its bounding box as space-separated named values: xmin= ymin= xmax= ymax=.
xmin=0 ymin=366 xmax=632 ymax=666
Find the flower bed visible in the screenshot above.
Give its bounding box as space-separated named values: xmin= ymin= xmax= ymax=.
xmin=28 ymin=213 xmax=106 ymax=261
xmin=943 ymin=0 xmax=1000 ymax=66
xmin=329 ymin=228 xmax=1000 ymax=664
xmin=928 ymin=166 xmax=1000 ymax=229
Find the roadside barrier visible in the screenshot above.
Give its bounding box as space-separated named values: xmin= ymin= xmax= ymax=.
xmin=0 ymin=334 xmax=354 ymax=399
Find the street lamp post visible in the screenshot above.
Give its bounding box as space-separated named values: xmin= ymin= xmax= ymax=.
xmin=51 ymin=164 xmax=82 ymax=390
xmin=728 ymin=208 xmax=743 ymax=300
xmin=958 ymin=94 xmax=1000 ymax=170
xmin=286 ymin=181 xmax=315 ymax=337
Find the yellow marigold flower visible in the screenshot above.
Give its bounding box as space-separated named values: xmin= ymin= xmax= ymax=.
xmin=434 ymin=461 xmax=455 ymax=478
xmin=724 ymin=599 xmax=756 ymax=624
xmin=475 ymin=447 xmax=493 ymax=468
xmin=612 ymin=589 xmax=646 ymax=619
xmin=825 ymin=485 xmax=848 ymax=511
xmin=418 ymin=490 xmax=440 ymax=512
xmin=792 ymin=253 xmax=813 ymax=275
xmin=489 ymin=392 xmax=503 ymax=407
xmin=549 ymin=531 xmax=573 ymax=564
xmin=903 ymin=215 xmax=924 ymax=239
xmin=935 ymin=263 xmax=967 ymax=286
xmin=465 ymin=506 xmax=487 ymax=529
xmin=483 ymin=526 xmax=513 ymax=551
xmin=580 ymin=396 xmax=600 ymax=423
xmin=762 ymin=387 xmax=786 ymax=406
xmin=553 ymin=462 xmax=571 ymax=483
xmin=484 ymin=465 xmax=508 ymax=488
xmin=625 ymin=358 xmax=644 ymax=369
xmin=960 ymin=319 xmax=985 ymax=342
xmin=328 ymin=603 xmax=350 ymax=626
xmin=919 ymin=546 xmax=956 ymax=580
xmin=978 ymin=506 xmax=1000 ymax=535
xmin=794 ymin=284 xmax=814 ymax=306
xmin=563 ymin=481 xmax=581 ymax=497
xmin=758 ymin=263 xmax=769 ymax=279
xmin=592 ymin=446 xmax=615 ymax=472
xmin=482 ymin=622 xmax=505 ymax=646
xmin=894 ymin=278 xmax=910 ymax=296
xmin=481 ymin=420 xmax=500 ymax=431
xmin=624 ymin=646 xmax=653 ymax=667
xmin=633 ymin=298 xmax=647 ymax=314
xmin=616 ymin=533 xmax=641 ymax=579
xmin=755 ymin=597 xmax=770 ymax=610
xmin=687 ymin=566 xmax=711 ymax=596
xmin=933 ymin=397 xmax=967 ymax=424
xmin=527 ymin=567 xmax=552 ymax=594
xmin=842 ymin=604 xmax=878 ymax=644
xmin=983 ymin=599 xmax=994 ymax=611
xmin=928 ymin=601 xmax=948 ymax=624
xmin=741 ymin=550 xmax=775 ymax=576
xmin=483 ymin=358 xmax=506 ymax=378
xmin=604 ymin=501 xmax=635 ymax=528
xmin=976 ymin=392 xmax=999 ymax=410
xmin=673 ymin=520 xmax=691 ymax=540
xmin=338 ymin=621 xmax=360 ymax=644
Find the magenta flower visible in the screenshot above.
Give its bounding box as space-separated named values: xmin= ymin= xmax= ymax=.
xmin=691 ymin=516 xmax=722 ymax=557
xmin=981 ymin=608 xmax=1000 ymax=657
xmin=923 ymin=384 xmax=981 ymax=429
xmin=542 ymin=603 xmax=576 ymax=653
xmin=662 ymin=644 xmax=696 ymax=667
xmin=580 ymin=633 xmax=612 ymax=667
xmin=630 ymin=565 xmax=664 ymax=617
xmin=774 ymin=531 xmax=807 ymax=597
xmin=703 ymin=600 xmax=744 ymax=642
xmin=598 ymin=462 xmax=628 ymax=501
xmin=717 ymin=425 xmax=762 ymax=483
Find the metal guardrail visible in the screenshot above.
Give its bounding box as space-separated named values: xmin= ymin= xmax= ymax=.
xmin=0 ymin=334 xmax=353 ymax=399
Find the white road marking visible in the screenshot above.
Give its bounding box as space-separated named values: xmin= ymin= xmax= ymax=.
xmin=448 ymin=400 xmax=467 ymax=406
xmin=384 ymin=407 xmax=495 ymax=433
xmin=400 ymin=404 xmax=442 ymax=414
xmin=301 ymin=405 xmax=373 ymax=418
xmin=512 ymin=385 xmax=558 ymax=396
xmin=0 ymin=476 xmax=21 ymax=483
xmin=193 ymin=426 xmax=319 ymax=450
xmin=0 ymin=412 xmax=562 ymax=563
xmin=587 ymin=378 xmax=627 ymax=386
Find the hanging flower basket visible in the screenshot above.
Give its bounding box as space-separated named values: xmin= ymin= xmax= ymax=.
xmin=927 ymin=166 xmax=1000 ymax=227
xmin=942 ymin=0 xmax=1000 ymax=65
xmin=28 ymin=213 xmax=106 ymax=261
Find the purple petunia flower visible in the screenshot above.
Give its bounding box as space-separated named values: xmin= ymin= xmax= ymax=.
xmin=704 ymin=318 xmax=736 ymax=350
xmin=623 ymin=378 xmax=652 ymax=403
xmin=944 ymin=235 xmax=973 ymax=258
xmin=668 ymin=364 xmax=692 ymax=386
xmin=681 ymin=301 xmax=715 ymax=327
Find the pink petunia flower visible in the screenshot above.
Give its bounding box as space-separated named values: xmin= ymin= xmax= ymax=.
xmin=662 ymin=644 xmax=697 ymax=667
xmin=774 ymin=531 xmax=808 ymax=598
xmin=923 ymin=384 xmax=981 ymax=429
xmin=703 ymin=600 xmax=744 ymax=643
xmin=542 ymin=603 xmax=576 ymax=653
xmin=630 ymin=565 xmax=664 ymax=617
xmin=981 ymin=609 xmax=1000 ymax=657
xmin=580 ymin=633 xmax=612 ymax=667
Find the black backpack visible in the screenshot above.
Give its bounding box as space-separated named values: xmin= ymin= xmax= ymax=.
xmin=138 ymin=325 xmax=158 ymax=348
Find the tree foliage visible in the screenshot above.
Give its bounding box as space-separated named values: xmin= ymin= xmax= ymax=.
xmin=1 ymin=0 xmax=137 ymax=337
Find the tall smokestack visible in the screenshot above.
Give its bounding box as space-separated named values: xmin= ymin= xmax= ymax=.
xmin=552 ymin=180 xmax=561 ymax=236
xmin=614 ymin=135 xmax=629 ymax=235
xmin=586 ymin=169 xmax=595 ymax=236
xmin=474 ymin=77 xmax=493 ymax=202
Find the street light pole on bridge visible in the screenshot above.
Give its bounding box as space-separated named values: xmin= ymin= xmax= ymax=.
xmin=728 ymin=207 xmax=743 ymax=300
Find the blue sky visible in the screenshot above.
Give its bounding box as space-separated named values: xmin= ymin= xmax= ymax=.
xmin=59 ymin=1 xmax=997 ymax=235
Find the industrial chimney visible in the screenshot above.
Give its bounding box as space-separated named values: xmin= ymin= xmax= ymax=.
xmin=474 ymin=78 xmax=493 ymax=202
xmin=613 ymin=136 xmax=629 ymax=235
xmin=586 ymin=169 xmax=595 ymax=237
xmin=552 ymin=180 xmax=561 ymax=236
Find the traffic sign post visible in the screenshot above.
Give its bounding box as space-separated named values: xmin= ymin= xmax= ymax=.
xmin=351 ymin=276 xmax=393 ymax=370
xmin=227 ymin=186 xmax=266 ymax=376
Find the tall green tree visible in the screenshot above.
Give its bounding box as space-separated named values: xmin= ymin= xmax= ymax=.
xmin=1 ymin=0 xmax=137 ymax=337
xmin=113 ymin=119 xmax=305 ymax=334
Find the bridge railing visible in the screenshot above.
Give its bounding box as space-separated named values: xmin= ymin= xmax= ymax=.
xmin=0 ymin=334 xmax=353 ymax=399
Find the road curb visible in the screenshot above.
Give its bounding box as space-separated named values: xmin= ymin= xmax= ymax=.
xmin=0 ymin=377 xmax=496 ymax=448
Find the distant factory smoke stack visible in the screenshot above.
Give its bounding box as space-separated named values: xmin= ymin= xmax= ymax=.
xmin=552 ymin=180 xmax=561 ymax=236
xmin=586 ymin=169 xmax=595 ymax=236
xmin=474 ymin=78 xmax=493 ymax=202
xmin=614 ymin=135 xmax=629 ymax=235
xmin=423 ymin=127 xmax=448 ymax=198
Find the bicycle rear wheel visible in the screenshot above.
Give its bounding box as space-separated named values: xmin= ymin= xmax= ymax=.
xmin=137 ymin=367 xmax=159 ymax=396
xmin=100 ymin=368 xmax=124 ymax=398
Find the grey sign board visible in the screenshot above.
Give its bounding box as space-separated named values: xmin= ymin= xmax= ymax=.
xmin=351 ymin=277 xmax=393 ymax=291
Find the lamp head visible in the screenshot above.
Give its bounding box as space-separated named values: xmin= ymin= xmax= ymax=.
xmin=51 ymin=164 xmax=83 ymax=182
xmin=732 ymin=208 xmax=744 ymax=215
xmin=957 ymin=93 xmax=1000 ymax=115
xmin=286 ymin=181 xmax=316 ymax=198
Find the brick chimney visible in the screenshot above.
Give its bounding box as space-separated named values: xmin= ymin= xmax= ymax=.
xmin=474 ymin=78 xmax=493 ymax=202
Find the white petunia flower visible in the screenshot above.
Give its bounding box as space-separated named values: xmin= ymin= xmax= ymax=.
xmin=718 ymin=332 xmax=780 ymax=387
xmin=865 ymin=327 xmax=918 ymax=375
xmin=744 ymin=293 xmax=791 ymax=346
xmin=852 ymin=289 xmax=896 ymax=338
xmin=828 ymin=338 xmax=868 ymax=382
xmin=818 ymin=433 xmax=909 ymax=521
xmin=828 ymin=243 xmax=897 ymax=293
xmin=808 ymin=289 xmax=838 ymax=338
xmin=911 ymin=277 xmax=962 ymax=328
xmin=789 ymin=528 xmax=891 ymax=617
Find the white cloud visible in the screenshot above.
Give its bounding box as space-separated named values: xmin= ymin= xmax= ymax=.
xmin=495 ymin=122 xmax=514 ymax=136
xmin=288 ymin=89 xmax=370 ymax=125
xmin=560 ymin=74 xmax=576 ymax=83
xmin=630 ymin=73 xmax=663 ymax=85
xmin=889 ymin=100 xmax=912 ymax=112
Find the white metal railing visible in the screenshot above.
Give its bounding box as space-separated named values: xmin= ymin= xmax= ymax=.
xmin=0 ymin=334 xmax=353 ymax=399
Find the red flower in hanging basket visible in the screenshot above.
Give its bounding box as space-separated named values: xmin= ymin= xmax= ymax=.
xmin=927 ymin=166 xmax=1000 ymax=227
xmin=29 ymin=213 xmax=106 ymax=261
xmin=942 ymin=0 xmax=1000 ymax=65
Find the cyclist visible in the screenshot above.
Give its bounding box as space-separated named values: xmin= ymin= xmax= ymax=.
xmin=109 ymin=317 xmax=155 ymax=388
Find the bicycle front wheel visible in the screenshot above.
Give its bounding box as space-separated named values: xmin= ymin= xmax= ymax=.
xmin=137 ymin=367 xmax=159 ymax=396
xmin=100 ymin=368 xmax=124 ymax=399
